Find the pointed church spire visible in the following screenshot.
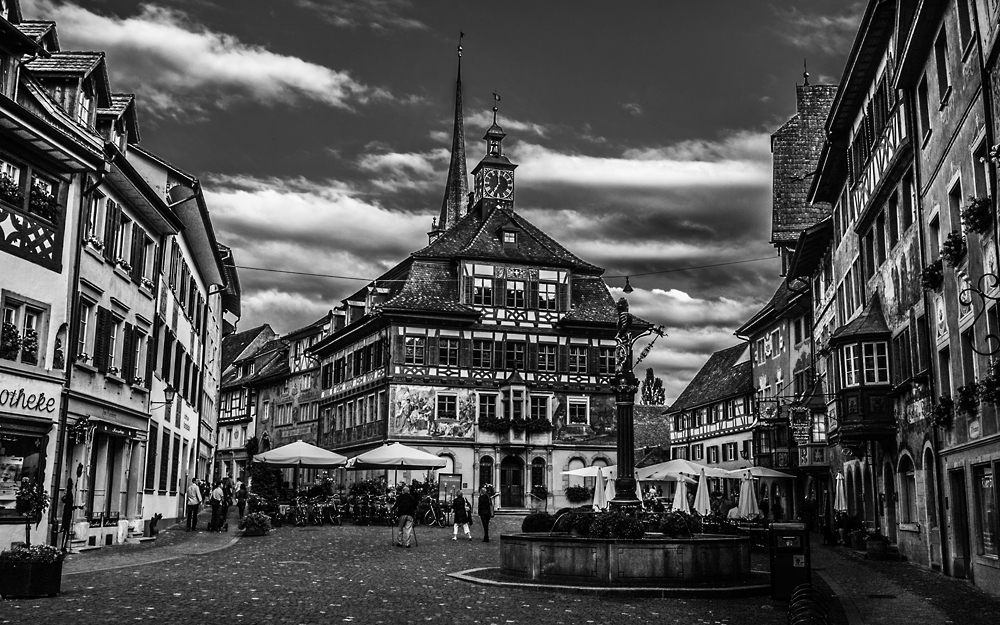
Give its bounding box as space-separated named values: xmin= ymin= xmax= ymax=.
xmin=437 ymin=33 xmax=469 ymax=232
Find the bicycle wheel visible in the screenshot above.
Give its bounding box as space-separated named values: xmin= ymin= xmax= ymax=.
xmin=423 ymin=509 xmax=437 ymax=527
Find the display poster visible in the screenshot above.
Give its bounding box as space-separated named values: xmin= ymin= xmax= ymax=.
xmin=438 ymin=473 xmax=462 ymax=504
xmin=0 ymin=456 xmax=25 ymax=505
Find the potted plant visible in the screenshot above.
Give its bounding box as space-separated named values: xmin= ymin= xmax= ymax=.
xmin=20 ymin=327 xmax=38 ymax=366
xmin=238 ymin=511 xmax=272 ymax=536
xmin=1 ymin=321 xmax=20 ymax=361
xmin=565 ymin=484 xmax=593 ymax=503
xmin=27 ymin=181 xmax=59 ymax=222
xmin=940 ymin=230 xmax=967 ymax=266
xmin=921 ymin=259 xmax=944 ymax=290
xmin=865 ymin=530 xmax=890 ymax=560
xmin=0 ymin=544 xmax=64 ymax=598
xmin=961 ymin=196 xmax=994 ymax=234
xmin=526 ymin=418 xmax=554 ymax=433
xmin=0 ymin=173 xmax=24 ymax=206
xmin=957 ymin=383 xmax=980 ymax=416
xmin=14 ymin=479 xmax=50 ymax=546
xmin=849 ymin=528 xmax=867 ymax=551
xmin=932 ymin=395 xmax=955 ymax=429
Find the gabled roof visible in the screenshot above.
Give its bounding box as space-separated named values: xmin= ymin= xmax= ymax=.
xmin=633 ymin=405 xmax=672 ymax=449
xmin=416 ymin=204 xmax=602 ymax=272
xmin=666 ymin=344 xmax=752 ymax=413
xmin=736 ymin=280 xmax=808 ymax=337
xmin=558 ymin=275 xmax=617 ymax=326
xmin=786 ymin=216 xmax=833 ymax=281
xmin=25 ymin=51 xmax=112 ymax=107
xmin=221 ymin=324 xmax=271 ymax=370
xmin=99 ymin=93 xmax=140 ymax=143
xmin=283 ymin=312 xmax=332 ymax=341
xmin=16 ymin=20 xmax=58 ymax=50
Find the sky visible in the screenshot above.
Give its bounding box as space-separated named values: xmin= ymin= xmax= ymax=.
xmin=21 ymin=0 xmax=863 ymax=403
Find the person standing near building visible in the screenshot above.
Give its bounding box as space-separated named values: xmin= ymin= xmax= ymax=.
xmin=186 ymin=479 xmax=203 ymax=531
xmin=220 ymin=477 xmax=234 ymax=531
xmin=209 ymin=481 xmax=224 ymax=532
xmin=394 ymin=486 xmax=417 ymax=547
xmin=451 ymin=490 xmax=472 ymax=541
xmin=236 ymin=482 xmax=249 ymax=518
xmin=477 ymin=486 xmax=494 ymax=543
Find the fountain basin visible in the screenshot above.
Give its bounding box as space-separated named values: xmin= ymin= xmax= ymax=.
xmin=500 ymin=533 xmax=751 ymax=587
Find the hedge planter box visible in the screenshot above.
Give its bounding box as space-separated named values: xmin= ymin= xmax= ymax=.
xmin=0 ymin=560 xmax=63 ymax=598
xmin=243 ymin=528 xmax=268 ymax=537
xmin=866 ymin=539 xmax=889 ymax=560
xmin=500 ymin=533 xmax=750 ymax=586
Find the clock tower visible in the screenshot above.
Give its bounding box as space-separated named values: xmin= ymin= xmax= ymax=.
xmin=471 ymin=98 xmax=517 ymax=214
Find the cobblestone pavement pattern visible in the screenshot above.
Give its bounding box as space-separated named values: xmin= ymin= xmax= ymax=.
xmin=2 ymin=516 xmax=787 ymax=625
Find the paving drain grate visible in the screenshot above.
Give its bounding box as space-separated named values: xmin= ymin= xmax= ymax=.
xmin=867 ymin=594 xmax=897 ymax=599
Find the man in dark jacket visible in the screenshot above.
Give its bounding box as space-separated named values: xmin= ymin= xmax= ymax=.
xmin=477 ymin=486 xmax=495 ymax=542
xmin=394 ymin=486 xmax=418 ymax=547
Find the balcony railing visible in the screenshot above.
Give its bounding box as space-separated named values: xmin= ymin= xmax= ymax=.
xmin=850 ymin=102 xmax=908 ymax=216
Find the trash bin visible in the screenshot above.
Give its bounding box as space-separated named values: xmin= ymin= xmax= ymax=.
xmin=769 ymin=522 xmax=810 ymax=600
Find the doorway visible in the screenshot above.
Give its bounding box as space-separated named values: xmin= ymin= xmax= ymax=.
xmin=949 ymin=469 xmax=972 ymax=579
xmin=500 ymin=456 xmax=524 ymax=508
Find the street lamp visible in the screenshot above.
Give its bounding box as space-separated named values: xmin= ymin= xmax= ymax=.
xmin=150 ymin=387 xmax=176 ymax=409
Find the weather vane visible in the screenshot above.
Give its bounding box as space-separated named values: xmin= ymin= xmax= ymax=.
xmin=492 ymin=91 xmax=500 ymax=123
xmin=458 ymin=31 xmax=464 ymax=57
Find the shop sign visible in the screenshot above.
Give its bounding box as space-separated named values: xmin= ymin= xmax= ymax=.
xmin=0 ymin=372 xmax=60 ymax=417
xmin=790 ymin=408 xmax=811 ymax=444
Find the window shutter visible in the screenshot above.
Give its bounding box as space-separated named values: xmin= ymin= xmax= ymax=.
xmin=145 ymin=328 xmax=157 ymax=389
xmin=102 ymin=202 xmax=117 ymax=261
xmin=558 ymin=343 xmax=569 ymax=373
xmin=459 ymin=337 xmax=472 ymax=368
xmin=153 ymin=241 xmax=163 ymax=279
xmin=463 ymin=276 xmax=473 ymax=304
xmin=528 ymin=281 xmax=538 ymax=310
xmin=130 ymin=227 xmax=143 ymax=283
xmin=94 ymin=307 xmax=111 ymax=372
xmin=393 ymin=334 xmax=404 ymax=365
xmin=494 ymin=278 xmax=505 ymax=306
xmin=121 ymin=323 xmax=134 ymax=380
xmin=494 ymin=340 xmax=504 ymax=370
xmin=194 ymin=365 xmax=202 ymax=412
xmin=528 ymin=342 xmax=538 ymax=371
xmin=588 ymin=346 xmax=599 ymax=375
xmin=557 ymin=283 xmax=569 ymax=312
xmin=172 ymin=344 xmax=183 ymax=392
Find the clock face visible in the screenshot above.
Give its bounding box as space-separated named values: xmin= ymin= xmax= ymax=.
xmin=484 ymin=169 xmax=513 ymax=199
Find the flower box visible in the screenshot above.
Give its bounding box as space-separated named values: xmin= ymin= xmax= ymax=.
xmin=0 ymin=559 xmax=63 ymax=598
xmin=243 ymin=527 xmax=268 ymax=537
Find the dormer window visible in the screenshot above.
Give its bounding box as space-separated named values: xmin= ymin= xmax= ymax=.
xmin=503 ymin=231 xmax=516 ymax=246
xmin=77 ymin=92 xmax=92 ymax=126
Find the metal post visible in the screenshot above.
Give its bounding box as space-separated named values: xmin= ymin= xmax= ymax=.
xmin=611 ymin=297 xmax=641 ymax=507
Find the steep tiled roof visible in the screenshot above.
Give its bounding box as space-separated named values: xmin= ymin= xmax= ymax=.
xmin=381 ymin=260 xmax=479 ymax=315
xmin=771 ymin=84 xmax=837 ymax=244
xmin=416 ymin=205 xmax=602 ymax=272
xmin=26 ymin=50 xmax=103 ymax=74
xmin=831 ymin=294 xmax=889 ymax=343
xmin=667 ymin=344 xmax=752 ymax=413
xmin=98 ymin=93 xmax=133 ymax=117
xmin=221 ymin=324 xmax=269 ymax=370
xmin=633 ymin=405 xmax=672 ymax=449
xmin=736 ymin=280 xmax=808 ymax=336
xmin=283 ymin=313 xmax=330 ymax=341
xmin=15 ymin=20 xmax=56 ymax=43
xmin=560 ymin=275 xmax=617 ymax=325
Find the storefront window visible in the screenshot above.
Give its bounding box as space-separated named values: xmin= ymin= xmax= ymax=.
xmin=974 ymin=464 xmax=999 ymax=557
xmin=0 ymin=433 xmax=44 ymax=518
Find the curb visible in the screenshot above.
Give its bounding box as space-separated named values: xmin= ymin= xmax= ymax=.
xmin=813 ymin=569 xmax=863 ymax=625
xmin=449 ymin=567 xmax=772 ymax=598
xmin=64 ymin=534 xmax=242 ymax=576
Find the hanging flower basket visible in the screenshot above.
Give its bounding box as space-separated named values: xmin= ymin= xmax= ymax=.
xmin=961 ymin=196 xmax=994 ymax=234
xmin=921 ymin=259 xmax=944 ymax=290
xmin=932 ymin=395 xmax=954 ymax=428
xmin=957 ymin=383 xmax=980 ymax=416
xmin=940 ymin=231 xmax=967 ymax=267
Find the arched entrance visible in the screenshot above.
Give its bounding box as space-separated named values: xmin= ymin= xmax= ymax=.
xmin=500 ymin=456 xmax=524 ymax=508
xmin=479 ymin=456 xmax=495 ymax=490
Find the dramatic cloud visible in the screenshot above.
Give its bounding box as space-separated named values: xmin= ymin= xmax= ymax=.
xmin=773 ymin=3 xmax=865 ymax=56
xmin=24 ymin=1 xmax=390 ymax=115
xmin=467 ymin=110 xmax=549 ymax=138
xmin=622 ymin=102 xmax=643 ymax=117
xmin=295 ymin=0 xmax=428 ymax=32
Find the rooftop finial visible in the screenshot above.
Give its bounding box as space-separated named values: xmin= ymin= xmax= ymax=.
xmin=458 ymin=31 xmax=464 ymax=58
xmin=492 ymin=91 xmax=500 ymax=124
xmin=803 ymin=58 xmax=810 ymax=85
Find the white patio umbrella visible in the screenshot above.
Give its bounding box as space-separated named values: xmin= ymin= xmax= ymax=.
xmin=560 ymin=465 xmax=618 ymax=478
xmin=592 ymin=467 xmax=609 ymax=511
xmin=692 ymin=468 xmax=712 ymax=516
xmin=636 ymin=459 xmax=729 ymax=480
xmin=725 ymin=466 xmax=795 ymax=479
xmin=834 ymin=473 xmax=848 ymax=512
xmin=736 ymin=471 xmax=761 ymax=518
xmin=346 ymin=442 xmax=448 ymax=470
xmin=671 ymin=479 xmax=691 ymax=513
xmin=253 ymin=440 xmax=348 ymax=468
xmin=604 ymin=472 xmax=617 ymax=502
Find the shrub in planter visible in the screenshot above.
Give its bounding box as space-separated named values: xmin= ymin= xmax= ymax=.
xmin=849 ymin=529 xmax=867 ymax=551
xmin=921 ymin=259 xmax=944 ymax=290
xmin=940 ymin=230 xmax=968 ymax=266
xmin=552 ymin=508 xmax=596 ymax=535
xmin=1 ymin=321 xmax=20 ymax=361
xmin=659 ymin=511 xmax=698 ymax=538
xmin=961 ymin=196 xmax=994 ymax=234
xmin=531 ymin=485 xmax=548 ymax=499
xmin=0 ymin=544 xmax=64 ymax=598
xmin=590 ymin=510 xmax=645 ymax=539
xmin=865 ymin=531 xmax=890 ymax=560
xmin=477 ymin=416 xmax=512 ymax=433
xmin=238 ymin=511 xmax=272 ymax=535
xmin=565 ymin=485 xmax=594 ymax=503
xmin=521 ymin=512 xmax=556 ymax=533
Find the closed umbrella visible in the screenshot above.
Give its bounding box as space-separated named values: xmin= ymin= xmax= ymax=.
xmin=671 ymin=479 xmax=690 ymax=513
xmin=693 ymin=468 xmax=711 ymax=516
xmin=592 ymin=467 xmax=608 ymax=511
xmin=834 ymin=473 xmax=848 ymax=512
xmin=604 ymin=472 xmax=617 ymax=503
xmin=736 ymin=470 xmax=760 ymax=518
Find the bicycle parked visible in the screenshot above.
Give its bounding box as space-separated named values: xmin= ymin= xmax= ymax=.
xmin=419 ymin=495 xmax=449 ymax=527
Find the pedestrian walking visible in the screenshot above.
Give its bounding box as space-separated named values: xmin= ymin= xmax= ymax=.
xmin=451 ymin=490 xmax=472 ymax=541
xmin=209 ymin=481 xmax=224 ymax=532
xmin=477 ymin=486 xmax=494 ymax=543
xmin=220 ymin=477 xmax=234 ymax=531
xmin=394 ymin=485 xmax=417 ymax=547
xmin=236 ymin=482 xmax=248 ymax=518
xmin=186 ymin=479 xmax=203 ymax=531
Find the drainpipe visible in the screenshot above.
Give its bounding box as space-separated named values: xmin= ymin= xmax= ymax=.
xmin=49 ymin=161 xmax=107 ymax=546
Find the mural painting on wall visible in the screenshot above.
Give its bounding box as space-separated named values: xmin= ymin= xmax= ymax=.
xmin=391 ymin=386 xmax=476 ymax=438
xmin=552 ymin=394 xmax=616 ymax=444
